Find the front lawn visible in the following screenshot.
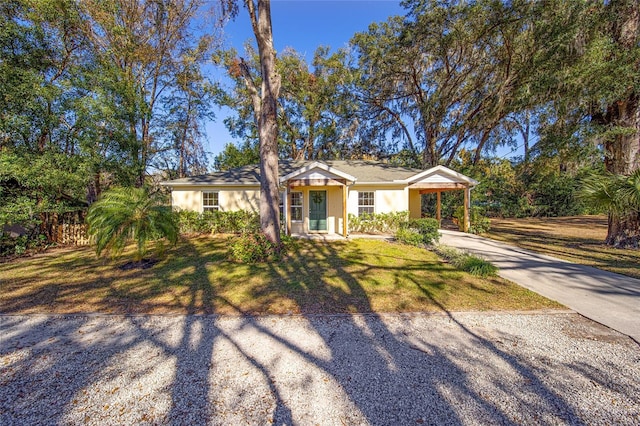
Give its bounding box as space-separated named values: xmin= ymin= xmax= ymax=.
xmin=484 ymin=216 xmax=640 ymax=279
xmin=0 ymin=237 xmax=560 ymax=314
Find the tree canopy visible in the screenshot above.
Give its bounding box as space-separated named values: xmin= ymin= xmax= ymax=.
xmin=1 ymin=0 xmax=217 ymax=236
xmin=2 ymin=0 xmax=638 ymax=248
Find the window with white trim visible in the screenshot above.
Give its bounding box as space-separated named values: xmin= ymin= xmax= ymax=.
xmin=290 ymin=192 xmax=303 ymax=221
xmin=358 ymin=191 xmax=375 ymax=216
xmin=202 ymin=191 xmax=219 ymax=212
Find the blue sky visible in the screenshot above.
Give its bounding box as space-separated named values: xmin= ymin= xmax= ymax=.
xmin=205 ymin=0 xmax=406 ymax=160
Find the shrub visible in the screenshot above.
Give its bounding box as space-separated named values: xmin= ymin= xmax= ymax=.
xmin=348 ymin=211 xmax=409 ymax=234
xmin=175 ymin=210 xmax=205 ymax=234
xmin=434 ymin=245 xmax=498 ymax=277
xmin=228 ymin=232 xmax=285 ymax=263
xmin=174 ymin=210 xmax=259 ymax=235
xmin=0 ymin=232 xmax=51 ymax=258
xmin=395 ymin=227 xmax=424 ymax=246
xmin=87 ymin=187 xmax=178 ymax=262
xmin=453 ymin=206 xmax=491 ymax=234
xmin=395 ymin=218 xmax=440 ymax=246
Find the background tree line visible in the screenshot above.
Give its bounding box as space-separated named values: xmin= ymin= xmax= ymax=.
xmin=1 ymin=0 xmax=217 ymax=243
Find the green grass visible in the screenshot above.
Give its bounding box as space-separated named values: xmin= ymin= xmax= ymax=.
xmin=484 ymin=216 xmax=640 ymax=279
xmin=0 ymin=236 xmax=561 ymax=315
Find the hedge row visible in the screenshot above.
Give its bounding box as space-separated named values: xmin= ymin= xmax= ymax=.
xmin=174 ymin=210 xmax=259 ymax=234
xmin=347 ymin=211 xmax=409 ymax=233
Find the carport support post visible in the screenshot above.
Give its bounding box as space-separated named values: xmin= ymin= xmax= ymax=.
xmin=436 ymin=191 xmax=441 ymax=226
xmin=285 ymin=184 xmax=291 ymax=235
xmin=463 ymin=186 xmax=470 ymax=233
xmin=342 ymin=184 xmax=348 ymax=236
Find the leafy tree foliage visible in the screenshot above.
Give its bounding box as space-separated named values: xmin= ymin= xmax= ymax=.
xmin=349 ymin=0 xmax=638 ymax=244
xmin=215 ymin=45 xmax=363 ymax=161
xmin=213 ymin=141 xmax=259 ymax=171
xmin=1 ymin=0 xmax=217 ymax=242
xmin=155 ymin=41 xmax=217 ymax=178
xmin=277 ymin=47 xmax=365 ymax=160
xmin=350 ymin=0 xmax=536 ymax=167
xmin=0 ymin=0 xmax=95 ymax=237
xmin=526 ymin=0 xmax=639 ymax=245
xmin=82 ymin=0 xmax=215 ymax=186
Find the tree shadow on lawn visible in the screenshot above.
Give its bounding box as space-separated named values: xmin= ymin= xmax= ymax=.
xmin=0 ymin=238 xmax=291 ymax=424
xmin=0 ymin=237 xmax=616 ymax=424
xmin=486 ymin=220 xmax=640 ymax=279
xmin=455 ymin=235 xmax=640 ymax=299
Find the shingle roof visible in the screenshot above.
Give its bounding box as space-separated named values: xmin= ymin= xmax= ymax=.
xmin=161 ymin=160 xmax=426 ymax=186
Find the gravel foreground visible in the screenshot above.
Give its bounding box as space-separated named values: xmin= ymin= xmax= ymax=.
xmin=1 ymin=311 xmax=639 ymax=425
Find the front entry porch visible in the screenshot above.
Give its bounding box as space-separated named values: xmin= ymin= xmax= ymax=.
xmin=280 ymin=162 xmax=355 ymax=237
xmin=283 ymin=185 xmax=349 ymax=236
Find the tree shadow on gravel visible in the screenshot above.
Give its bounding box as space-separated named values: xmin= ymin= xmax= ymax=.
xmin=0 ymin=238 xmax=294 ymax=425
xmin=201 ymin=239 xmax=589 ymax=424
xmin=1 ymin=238 xmax=636 ymax=425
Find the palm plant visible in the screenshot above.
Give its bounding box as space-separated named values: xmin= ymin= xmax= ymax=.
xmin=87 ymin=187 xmax=178 ymax=262
xmin=580 ymin=169 xmax=640 ymax=247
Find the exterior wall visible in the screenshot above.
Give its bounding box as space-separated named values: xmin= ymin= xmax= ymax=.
xmin=171 ymin=189 xmax=202 ymax=212
xmin=326 ymin=186 xmax=343 ymax=234
xmin=172 ymin=183 xmax=418 ymax=235
xmin=347 ymin=185 xmax=408 ymax=216
xmin=219 ymin=187 xmax=260 ymax=212
xmin=408 ymin=189 xmax=422 ymax=219
xmin=170 ymin=186 xmax=260 ymax=213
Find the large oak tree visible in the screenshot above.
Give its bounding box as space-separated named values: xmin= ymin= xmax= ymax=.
xmin=237 ymin=0 xmax=282 ymax=244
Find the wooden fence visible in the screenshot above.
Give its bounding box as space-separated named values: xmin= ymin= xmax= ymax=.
xmin=52 ymin=223 xmax=91 ymax=246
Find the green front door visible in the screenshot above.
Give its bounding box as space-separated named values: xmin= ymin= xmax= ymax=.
xmin=309 ymin=190 xmax=327 ymax=231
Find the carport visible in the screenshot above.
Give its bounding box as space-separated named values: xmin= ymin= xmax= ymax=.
xmin=406 ymin=166 xmax=479 ymax=232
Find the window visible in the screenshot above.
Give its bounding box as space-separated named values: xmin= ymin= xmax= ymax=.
xmin=279 ymin=193 xmax=284 ymax=223
xmin=202 ymin=191 xmax=219 ymax=212
xmin=358 ymin=191 xmax=375 ymax=216
xmin=290 ymin=192 xmax=303 ymax=221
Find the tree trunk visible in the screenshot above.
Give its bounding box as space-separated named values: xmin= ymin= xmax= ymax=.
xmin=606 ymin=211 xmax=640 ymax=248
xmin=601 ymin=1 xmax=640 ymax=247
xmin=603 ymin=96 xmax=639 ymax=176
xmin=422 ymin=127 xmax=438 ymax=168
xmin=603 ymin=94 xmax=640 ymax=247
xmin=247 ymin=0 xmax=282 ymax=244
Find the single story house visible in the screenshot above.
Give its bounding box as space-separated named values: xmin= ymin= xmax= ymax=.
xmin=161 ymin=160 xmax=478 ymax=236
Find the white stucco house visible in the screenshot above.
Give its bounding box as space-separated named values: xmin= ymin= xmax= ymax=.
xmin=161 ymin=160 xmax=478 ymax=236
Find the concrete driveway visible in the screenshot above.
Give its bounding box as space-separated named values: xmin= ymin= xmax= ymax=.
xmin=439 ymin=230 xmax=640 ymax=343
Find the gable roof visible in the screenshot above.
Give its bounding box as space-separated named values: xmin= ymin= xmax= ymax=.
xmin=279 ymin=161 xmax=358 ymax=184
xmin=406 ymin=165 xmax=479 ymax=186
xmin=161 ymin=160 xmax=477 ymax=187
